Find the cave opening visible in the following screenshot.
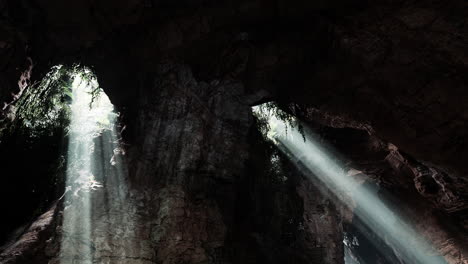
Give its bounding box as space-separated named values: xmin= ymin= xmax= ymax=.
xmin=251 ymin=102 xmax=448 ymax=264
xmin=0 ymin=66 xmax=133 ymax=262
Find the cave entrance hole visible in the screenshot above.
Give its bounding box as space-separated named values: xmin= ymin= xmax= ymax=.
xmin=251 ymin=102 xmax=447 ymax=264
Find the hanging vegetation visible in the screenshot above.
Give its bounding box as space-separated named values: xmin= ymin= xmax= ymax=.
xmin=0 ymin=65 xmax=100 ymax=138
xmin=252 ymin=101 xmax=305 ymax=141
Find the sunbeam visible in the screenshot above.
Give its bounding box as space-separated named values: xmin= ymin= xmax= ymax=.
xmin=60 ymin=70 xmax=128 ymax=263
xmin=252 ymin=103 xmax=447 ymax=264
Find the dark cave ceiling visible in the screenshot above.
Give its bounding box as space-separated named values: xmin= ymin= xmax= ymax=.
xmin=2 ymin=0 xmax=468 ymax=177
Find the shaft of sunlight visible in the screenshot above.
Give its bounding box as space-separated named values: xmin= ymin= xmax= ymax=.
xmin=252 ymin=104 xmax=446 ymax=264
xmin=60 ymin=70 xmax=124 ymax=263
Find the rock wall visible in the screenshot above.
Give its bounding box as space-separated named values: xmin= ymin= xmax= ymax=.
xmin=293 ymin=109 xmax=468 ymax=264
xmin=127 ymin=64 xmax=251 ymax=263
xmin=0 ymin=0 xmax=467 ymax=263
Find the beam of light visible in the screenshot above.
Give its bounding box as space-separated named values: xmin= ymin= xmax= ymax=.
xmin=60 ymin=70 xmax=128 ymax=263
xmin=252 ymin=103 xmax=447 ymax=264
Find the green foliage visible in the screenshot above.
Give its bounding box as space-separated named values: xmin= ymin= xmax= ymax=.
xmin=72 ymin=66 xmax=102 ymax=107
xmin=0 ymin=64 xmax=101 ymax=138
xmin=252 ymin=101 xmax=305 ymax=141
xmin=12 ymin=65 xmax=71 ymax=136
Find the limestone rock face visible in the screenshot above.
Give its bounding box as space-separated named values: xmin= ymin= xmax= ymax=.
xmin=131 ymin=64 xmax=251 ymax=186
xmin=125 ymin=64 xmax=251 ymax=263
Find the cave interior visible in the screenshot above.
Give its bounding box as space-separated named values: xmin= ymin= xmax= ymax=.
xmin=0 ymin=0 xmax=467 ymax=263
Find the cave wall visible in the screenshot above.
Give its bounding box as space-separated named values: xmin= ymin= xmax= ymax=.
xmin=0 ymin=62 xmax=346 ymax=264
xmin=0 ymin=0 xmax=467 ymax=263
xmin=291 ymin=110 xmax=468 ymax=263
xmin=272 ymin=0 xmax=468 ymax=179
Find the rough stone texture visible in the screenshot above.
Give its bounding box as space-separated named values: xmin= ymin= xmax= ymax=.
xmin=232 ymin=125 xmax=347 ymax=264
xmin=295 ymin=110 xmax=468 ymax=264
xmin=275 ymin=0 xmax=468 ymax=179
xmin=35 ymin=64 xmax=254 ymax=264
xmin=150 ymin=186 xmax=226 ymax=264
xmin=131 ymin=64 xmax=251 ymax=185
xmin=0 ymin=204 xmax=57 ymax=264
xmin=0 ymin=0 xmax=467 ymax=263
xmin=296 ymin=179 xmax=344 ymax=264
xmin=44 ymin=188 xmax=152 ymax=264
xmin=128 ymin=64 xmax=250 ymax=263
